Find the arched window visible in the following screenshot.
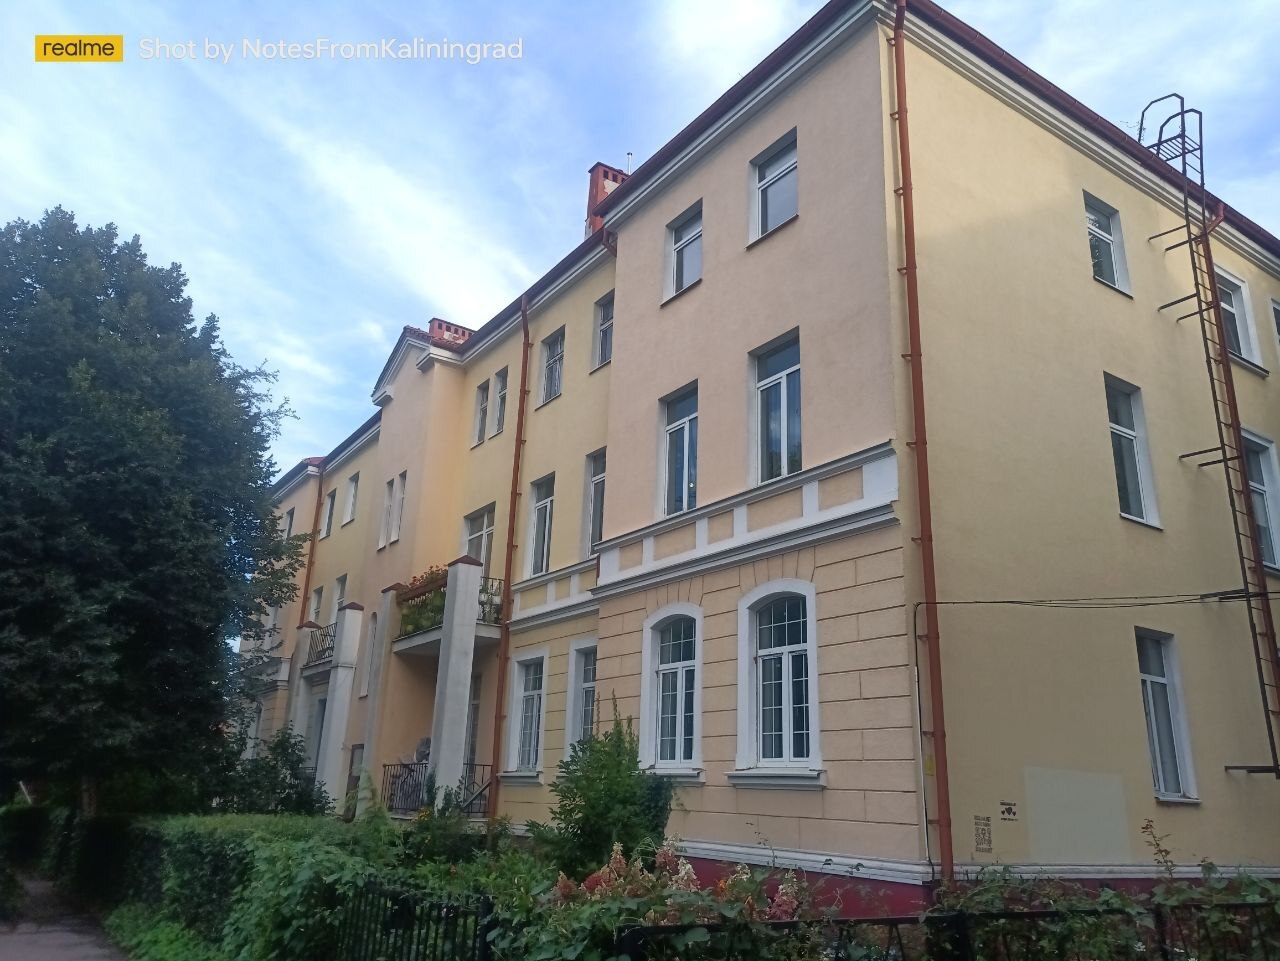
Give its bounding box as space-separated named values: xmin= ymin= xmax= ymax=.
xmin=640 ymin=604 xmax=702 ymax=772
xmin=754 ymin=596 xmax=810 ymax=762
xmin=656 ymin=616 xmax=697 ymax=763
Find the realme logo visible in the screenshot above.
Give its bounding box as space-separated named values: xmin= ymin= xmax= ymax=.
xmin=35 ymin=35 xmax=124 ymax=62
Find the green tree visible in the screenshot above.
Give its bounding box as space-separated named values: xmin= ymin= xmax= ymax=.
xmin=0 ymin=207 xmax=302 ymax=808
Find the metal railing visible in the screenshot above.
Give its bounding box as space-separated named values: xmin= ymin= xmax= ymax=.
xmin=396 ymin=576 xmax=505 ymax=639
xmin=459 ymin=763 xmax=493 ymax=816
xmin=614 ymin=900 xmax=1280 ymax=961
xmin=382 ymin=760 xmax=433 ymax=815
xmin=335 ymin=879 xmax=494 ymax=961
xmin=305 ymin=622 xmax=336 ymax=666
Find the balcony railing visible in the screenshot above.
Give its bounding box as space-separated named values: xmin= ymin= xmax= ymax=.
xmin=380 ymin=761 xmax=494 ymax=817
xmin=304 ymin=622 xmax=336 ymax=666
xmin=396 ymin=573 xmax=505 ymax=639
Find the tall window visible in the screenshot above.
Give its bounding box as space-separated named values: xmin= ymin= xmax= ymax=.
xmin=516 ymin=658 xmax=544 ymax=771
xmin=755 ymin=596 xmax=811 ymax=762
xmin=595 ymin=293 xmax=614 ymax=367
xmin=320 ymin=489 xmax=337 ymax=538
xmin=655 ymin=616 xmax=697 ymax=764
xmin=474 ymin=381 xmax=489 ymax=444
xmin=1137 ymin=630 xmax=1192 ymax=798
xmin=664 ymin=387 xmax=698 ymax=515
xmin=391 ymin=471 xmax=407 ymax=542
xmin=757 ymin=337 xmax=801 ymax=482
xmin=310 ymin=586 xmax=324 ymax=624
xmin=755 ymin=135 xmax=798 ymax=237
xmin=530 ymin=475 xmax=555 ymax=576
xmin=492 ymin=368 xmax=508 ymax=435
xmin=1084 ymin=194 xmax=1127 ymax=289
xmin=669 ymin=206 xmax=702 ymax=295
xmin=359 ymin=613 xmax=377 ymax=698
xmin=465 ymin=676 xmax=481 ymax=767
xmin=542 ymin=329 xmax=565 ymax=403
xmin=573 ymin=647 xmax=597 ymax=745
xmin=1245 ymin=437 xmax=1278 ymax=567
xmin=343 ymin=473 xmax=359 ymax=525
xmin=283 ymin=507 xmax=295 ymax=540
xmin=1216 ymin=272 xmax=1256 ymax=362
xmin=586 ymin=449 xmax=606 ymax=553
xmin=1105 ymin=377 xmax=1157 ymax=523
xmin=379 ymin=478 xmax=394 ymax=548
xmin=1272 ymin=301 xmax=1280 ymax=353
xmin=465 ymin=504 xmax=496 ymax=575
xmin=332 ymin=574 xmax=347 ymax=621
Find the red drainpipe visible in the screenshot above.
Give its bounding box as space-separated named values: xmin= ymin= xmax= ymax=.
xmin=892 ymin=0 xmax=954 ymax=883
xmin=487 ymin=294 xmax=533 ymax=817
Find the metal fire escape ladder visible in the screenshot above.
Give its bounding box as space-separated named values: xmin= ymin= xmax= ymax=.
xmin=1140 ymin=94 xmax=1280 ymax=777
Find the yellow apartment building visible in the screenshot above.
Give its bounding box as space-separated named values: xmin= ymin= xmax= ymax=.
xmin=247 ymin=0 xmax=1280 ymax=909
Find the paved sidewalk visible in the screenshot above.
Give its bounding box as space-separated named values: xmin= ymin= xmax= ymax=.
xmin=0 ymin=876 xmax=124 ymax=960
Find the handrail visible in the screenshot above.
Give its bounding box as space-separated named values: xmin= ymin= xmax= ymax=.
xmin=304 ymin=622 xmax=337 ymax=666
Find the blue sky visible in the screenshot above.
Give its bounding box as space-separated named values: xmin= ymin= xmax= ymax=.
xmin=4 ymin=0 xmax=1278 ymax=474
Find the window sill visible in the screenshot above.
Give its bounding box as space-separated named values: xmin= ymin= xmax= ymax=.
xmin=1119 ymin=512 xmax=1163 ymax=531
xmin=660 ymin=278 xmax=702 ymax=308
xmin=746 ymin=213 xmax=799 ymax=250
xmin=489 ymin=429 xmax=504 ymax=440
xmin=1265 ymin=564 xmax=1280 ymax=578
xmin=589 ymin=358 xmax=612 ymax=375
xmin=534 ymin=392 xmax=562 ymax=411
xmin=470 ymin=439 xmax=485 ymax=450
xmin=319 ymin=533 xmax=332 ymax=540
xmin=643 ymin=766 xmax=705 ymax=784
xmin=499 ymin=770 xmax=542 ymax=785
xmin=341 ymin=518 xmax=355 ymax=528
xmin=1229 ymin=352 xmax=1270 ymax=379
xmin=1092 ymin=275 xmax=1133 ymax=299
xmin=1155 ymin=794 xmax=1201 ymax=806
xmin=727 ymin=768 xmax=825 ymax=790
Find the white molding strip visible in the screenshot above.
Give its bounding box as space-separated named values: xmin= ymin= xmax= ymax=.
xmin=676 ymin=838 xmax=933 ymax=886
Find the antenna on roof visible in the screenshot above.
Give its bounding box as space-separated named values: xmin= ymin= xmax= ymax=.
xmin=626 ymin=152 xmax=633 ymax=175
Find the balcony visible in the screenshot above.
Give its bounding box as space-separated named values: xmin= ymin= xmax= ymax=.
xmin=304 ymin=622 xmax=336 ymax=667
xmin=381 ymin=761 xmax=493 ymax=817
xmin=394 ymin=571 xmax=504 ymax=645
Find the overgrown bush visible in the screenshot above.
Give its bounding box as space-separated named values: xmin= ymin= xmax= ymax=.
xmin=529 ymin=712 xmax=673 ymax=878
xmin=106 ymin=904 xmax=228 ymax=961
xmin=220 ymin=730 xmax=331 ymax=815
xmin=60 ymin=814 xmax=136 ymax=906
xmin=0 ymin=852 xmax=21 ymax=922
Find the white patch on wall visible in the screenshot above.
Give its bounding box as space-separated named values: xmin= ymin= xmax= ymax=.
xmin=1024 ymin=767 xmax=1131 ymax=864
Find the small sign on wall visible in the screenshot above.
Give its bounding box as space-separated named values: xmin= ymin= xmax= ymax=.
xmin=974 ymin=815 xmax=993 ymax=854
xmin=1000 ymin=800 xmax=1018 ymax=822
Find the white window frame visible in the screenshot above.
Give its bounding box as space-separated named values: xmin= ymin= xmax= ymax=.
xmin=1083 ymin=192 xmax=1129 ymax=292
xmin=358 ymin=612 xmax=377 ymax=698
xmin=390 ymin=471 xmax=406 ymax=543
xmin=666 ymin=203 xmax=703 ymax=299
xmin=564 ymin=638 xmax=599 ymax=753
xmin=491 ymin=367 xmax=508 ymax=437
xmin=594 ymin=293 xmax=614 ymax=368
xmin=540 ymin=328 xmax=565 ymax=404
xmin=638 ymin=603 xmax=703 ymax=776
xmin=342 ymin=473 xmax=359 ymax=525
xmin=1135 ymin=629 xmax=1196 ymax=801
xmin=1214 ymin=268 xmax=1262 ymax=365
xmin=320 ymin=489 xmax=337 ymax=538
xmin=332 ymin=574 xmax=347 ymax=622
xmin=751 ymin=132 xmax=798 ymax=240
xmin=1271 ymin=300 xmax=1280 ymax=361
xmin=378 ymin=478 xmax=394 ymax=549
xmin=1104 ymin=375 xmax=1160 ymax=527
xmin=585 ymin=448 xmax=606 ymax=555
xmin=663 ymin=387 xmax=698 ymax=516
xmin=504 ymin=647 xmax=549 ymax=775
xmin=309 ymin=586 xmax=324 ymax=625
xmin=464 ymin=504 xmax=496 ymax=576
xmin=282 ymin=507 xmax=295 ymax=540
xmin=735 ymin=580 xmax=822 ymax=775
xmin=528 ymin=474 xmax=555 ymax=576
xmin=1242 ymin=429 xmax=1280 ymax=570
xmin=473 ymin=381 xmax=489 ymax=446
xmin=755 ymin=337 xmax=802 ymax=485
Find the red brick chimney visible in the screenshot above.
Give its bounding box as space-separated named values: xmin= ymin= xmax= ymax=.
xmin=585 ymin=162 xmax=628 ymax=236
xmin=426 ymin=317 xmax=472 ymax=348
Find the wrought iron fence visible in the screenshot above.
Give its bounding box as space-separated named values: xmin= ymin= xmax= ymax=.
xmin=613 ymin=900 xmax=1280 ymax=961
xmin=335 ymin=879 xmax=494 ymax=961
xmin=305 ymin=622 xmax=336 ymax=666
xmin=459 ymin=763 xmax=493 ymax=816
xmin=382 ymin=761 xmax=433 ymax=815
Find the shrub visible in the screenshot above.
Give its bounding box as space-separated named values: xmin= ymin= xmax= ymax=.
xmin=105 ymin=904 xmax=228 ymax=961
xmin=0 ymin=801 xmax=51 ymax=867
xmin=0 ymin=852 xmax=21 ymax=922
xmin=220 ymin=730 xmax=332 ymax=816
xmin=60 ymin=814 xmax=136 ymax=906
xmin=528 ymin=711 xmax=673 ymax=878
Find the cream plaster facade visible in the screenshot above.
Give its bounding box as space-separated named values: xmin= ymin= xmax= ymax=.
xmin=246 ymin=0 xmax=1280 ymax=902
